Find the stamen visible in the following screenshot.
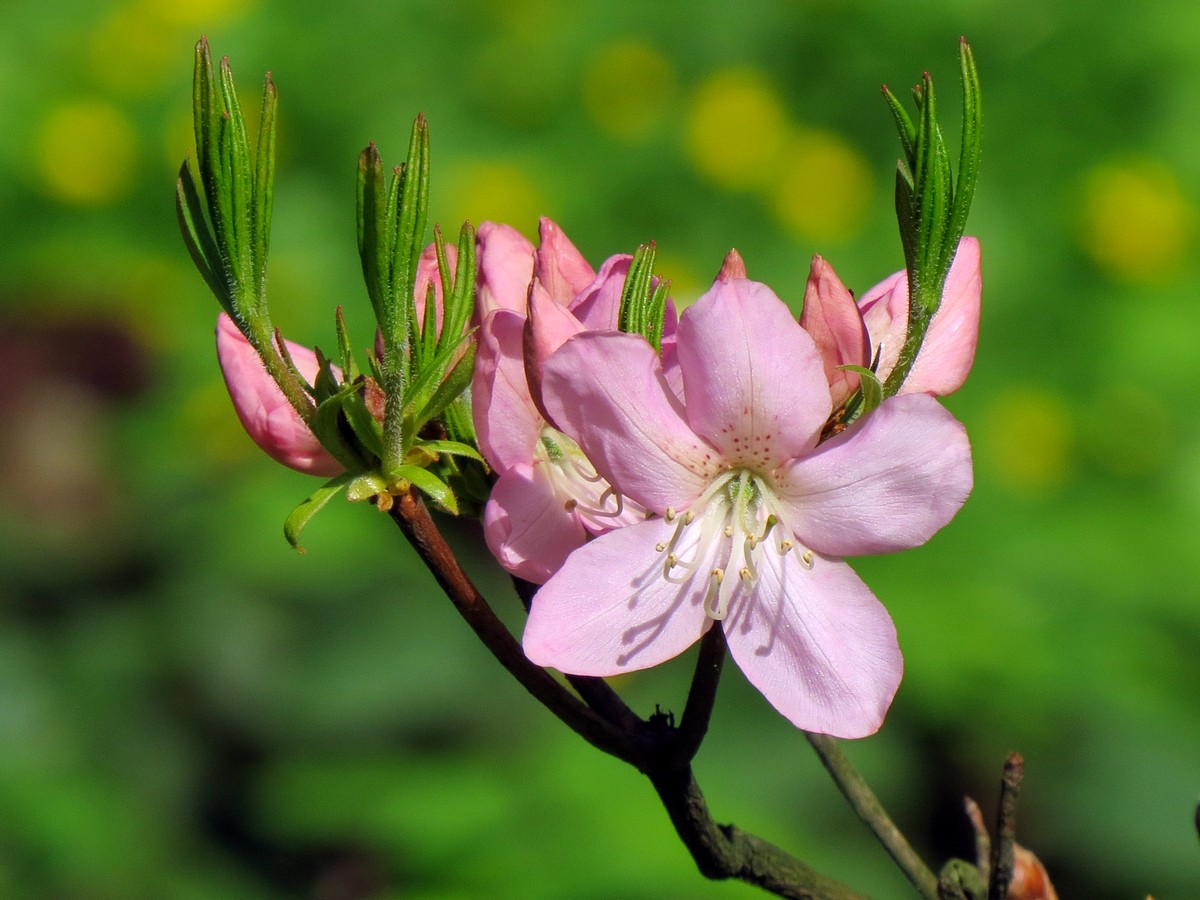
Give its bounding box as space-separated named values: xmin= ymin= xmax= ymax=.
xmin=665 ymin=507 xmax=676 ymax=522
xmin=704 ymin=568 xmax=728 ymax=619
xmin=800 ymin=549 xmax=814 ymax=569
xmin=778 ymin=539 xmax=793 ymax=555
xmin=564 ymin=499 xmax=577 ymax=511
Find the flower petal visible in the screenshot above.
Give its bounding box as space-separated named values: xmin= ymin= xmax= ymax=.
xmin=523 ymin=517 xmax=714 ymax=674
xmin=523 ymin=281 xmax=586 ymax=419
xmin=677 ymin=278 xmax=831 ymax=468
xmin=724 ymin=550 xmax=902 ymax=738
xmin=774 ymin=393 xmax=972 ymax=556
xmin=799 ymin=255 xmax=871 ymax=407
xmin=475 ymin=221 xmax=535 ymax=317
xmin=859 ymin=237 xmax=981 ymax=396
xmin=534 ymin=217 xmax=596 ymax=303
xmin=215 ymin=314 xmax=344 ymax=476
xmin=567 ymin=254 xmax=632 ymax=330
xmin=483 ymin=463 xmax=588 ymax=584
xmin=905 ymin=236 xmax=981 ymax=396
xmin=472 ymin=308 xmax=542 ymax=472
xmin=541 ymin=331 xmax=720 ymax=513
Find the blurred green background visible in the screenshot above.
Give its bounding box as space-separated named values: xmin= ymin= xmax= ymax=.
xmin=2 ymin=0 xmax=1199 ymax=897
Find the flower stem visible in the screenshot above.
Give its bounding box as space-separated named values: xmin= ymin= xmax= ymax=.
xmin=987 ymin=752 xmax=1023 ymax=900
xmin=804 ymin=731 xmax=939 ymax=900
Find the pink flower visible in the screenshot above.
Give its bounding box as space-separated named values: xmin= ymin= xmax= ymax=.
xmin=522 ymin=273 xmax=973 ymax=737
xmin=215 ymin=313 xmax=345 ymax=476
xmin=473 ymin=218 xmax=659 ymax=583
xmin=801 ymin=237 xmax=981 ymax=405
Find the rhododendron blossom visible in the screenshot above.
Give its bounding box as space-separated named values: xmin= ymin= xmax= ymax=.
xmin=473 ymin=219 xmax=666 ymax=583
xmin=801 ymin=236 xmax=982 ymax=405
xmin=522 ymin=271 xmax=973 ymax=737
xmin=216 ymin=313 xmax=345 ymax=476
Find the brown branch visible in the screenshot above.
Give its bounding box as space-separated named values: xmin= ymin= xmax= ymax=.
xmin=987 ymin=752 xmax=1023 ymax=900
xmin=805 ymin=732 xmax=939 ymax=899
xmin=649 ymin=765 xmax=866 ymax=900
xmin=391 ymin=491 xmax=869 ymax=898
xmin=389 ymin=491 xmax=634 ymax=762
xmin=668 ymin=625 xmax=726 ymax=767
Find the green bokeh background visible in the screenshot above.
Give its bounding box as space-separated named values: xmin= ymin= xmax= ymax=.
xmin=2 ymin=1 xmax=1199 ymax=897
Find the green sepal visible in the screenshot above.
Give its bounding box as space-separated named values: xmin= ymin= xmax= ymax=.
xmin=284 ymin=473 xmax=353 ymax=552
xmin=334 ymin=306 xmax=361 ymax=381
xmin=617 ymin=243 xmax=669 ymax=354
xmin=346 ymin=471 xmax=389 ymax=502
xmin=412 ymin=342 xmax=477 ymax=431
xmin=175 ymin=159 xmax=232 ymax=314
xmin=310 ymin=385 xmax=367 ymax=471
xmin=393 ymin=463 xmax=458 ymax=515
xmin=838 ymin=365 xmax=884 ymax=418
xmin=251 ymin=71 xmax=277 ymax=302
xmin=217 ymin=56 xmax=255 ymax=308
xmin=415 ymin=439 xmax=485 ymax=465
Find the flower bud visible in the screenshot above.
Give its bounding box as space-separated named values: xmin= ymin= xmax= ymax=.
xmin=215 ymin=313 xmax=345 ymax=476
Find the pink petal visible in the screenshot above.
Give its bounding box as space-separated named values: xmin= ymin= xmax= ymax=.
xmin=475 ymin=221 xmax=535 ymax=317
xmin=677 ymin=278 xmax=832 ymax=469
xmin=567 ymin=254 xmax=632 ymax=330
xmin=215 ymin=314 xmax=344 ymax=476
xmin=857 ymin=269 xmax=906 ymax=385
xmin=905 ymin=236 xmax=981 ymax=396
xmin=541 ymin=331 xmax=720 ymax=513
xmin=534 ymin=217 xmax=596 ymax=304
xmin=773 ymin=393 xmax=973 ymax=556
xmin=412 ymin=241 xmax=458 ymax=335
xmin=523 ymin=517 xmax=714 ymax=674
xmin=483 ymin=463 xmax=588 ymax=584
xmin=714 ymin=248 xmax=748 ymax=282
xmin=724 ymin=550 xmax=902 ymax=738
xmin=471 ymin=309 xmax=542 ymax=472
xmin=858 ymin=237 xmax=981 ymax=396
xmin=523 ymin=282 xmax=586 ymax=421
xmin=798 ymin=255 xmax=871 ymax=408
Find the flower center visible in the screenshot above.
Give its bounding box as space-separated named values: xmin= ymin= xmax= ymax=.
xmin=653 ymin=468 xmax=813 ymax=621
xmin=535 ymin=426 xmax=640 ymax=531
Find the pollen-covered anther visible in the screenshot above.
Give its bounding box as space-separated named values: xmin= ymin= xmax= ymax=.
xmin=563 ymin=499 xmax=578 ymax=511
xmin=800 ymin=549 xmax=814 ymax=569
xmin=664 ymin=506 xmax=677 ymax=522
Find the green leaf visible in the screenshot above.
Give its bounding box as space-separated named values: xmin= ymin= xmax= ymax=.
xmin=284 ymin=473 xmax=353 ymax=552
xmin=334 ymin=306 xmax=361 ymax=381
xmin=341 ymin=387 xmax=385 ymax=460
xmin=175 ymin=160 xmax=232 ymax=314
xmin=218 ymin=57 xmax=255 ymax=306
xmin=414 ymin=439 xmax=485 ymax=465
xmin=414 ymin=343 xmax=476 ymax=430
xmin=394 ymin=463 xmax=458 ymax=515
xmin=251 ymin=71 xmax=277 ymax=302
xmin=838 ymin=365 xmax=884 ymax=418
xmin=346 ymin=471 xmax=389 ymax=502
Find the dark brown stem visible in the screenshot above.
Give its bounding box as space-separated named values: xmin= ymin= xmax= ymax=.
xmin=513 ymin=576 xmax=647 ymax=735
xmin=649 ymin=765 xmax=866 ymax=900
xmin=389 ymin=491 xmax=634 ymax=761
xmin=669 ymin=625 xmax=726 ymax=767
xmin=805 ymin=732 xmax=939 ymax=899
xmin=390 ymin=491 xmax=867 ymax=898
xmin=987 ymin=753 xmax=1023 ymax=900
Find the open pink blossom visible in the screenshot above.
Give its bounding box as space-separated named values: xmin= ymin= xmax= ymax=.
xmin=474 ymin=219 xmax=658 ymax=583
xmin=216 ymin=313 xmax=344 ymax=477
xmin=523 ymin=273 xmax=973 ymax=737
xmin=801 ymin=237 xmax=981 ymax=406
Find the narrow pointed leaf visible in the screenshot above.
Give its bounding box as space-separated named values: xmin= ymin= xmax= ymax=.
xmin=394 ymin=463 xmax=459 ymax=515
xmin=284 ymin=473 xmax=353 ymax=551
xmin=251 ymin=72 xmax=277 ymax=300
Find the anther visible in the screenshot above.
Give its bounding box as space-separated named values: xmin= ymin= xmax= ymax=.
xmin=800 ymin=549 xmax=814 ymax=569
xmin=564 ymin=499 xmax=577 ymax=511
xmin=665 ymin=507 xmax=676 ymax=522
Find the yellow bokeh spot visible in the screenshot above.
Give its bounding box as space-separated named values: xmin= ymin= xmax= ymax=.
xmin=768 ymin=127 xmax=873 ymax=242
xmin=1080 ymin=160 xmax=1196 ymax=282
xmin=979 ymin=388 xmax=1073 ymax=494
xmin=36 ymin=101 xmax=138 ymax=206
xmin=442 ymin=161 xmax=544 ymax=236
xmin=583 ymin=41 xmax=677 ymax=140
xmin=685 ymin=68 xmax=788 ymax=191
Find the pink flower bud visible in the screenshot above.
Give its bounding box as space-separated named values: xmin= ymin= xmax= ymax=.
xmin=215 ymin=313 xmax=345 ymax=476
